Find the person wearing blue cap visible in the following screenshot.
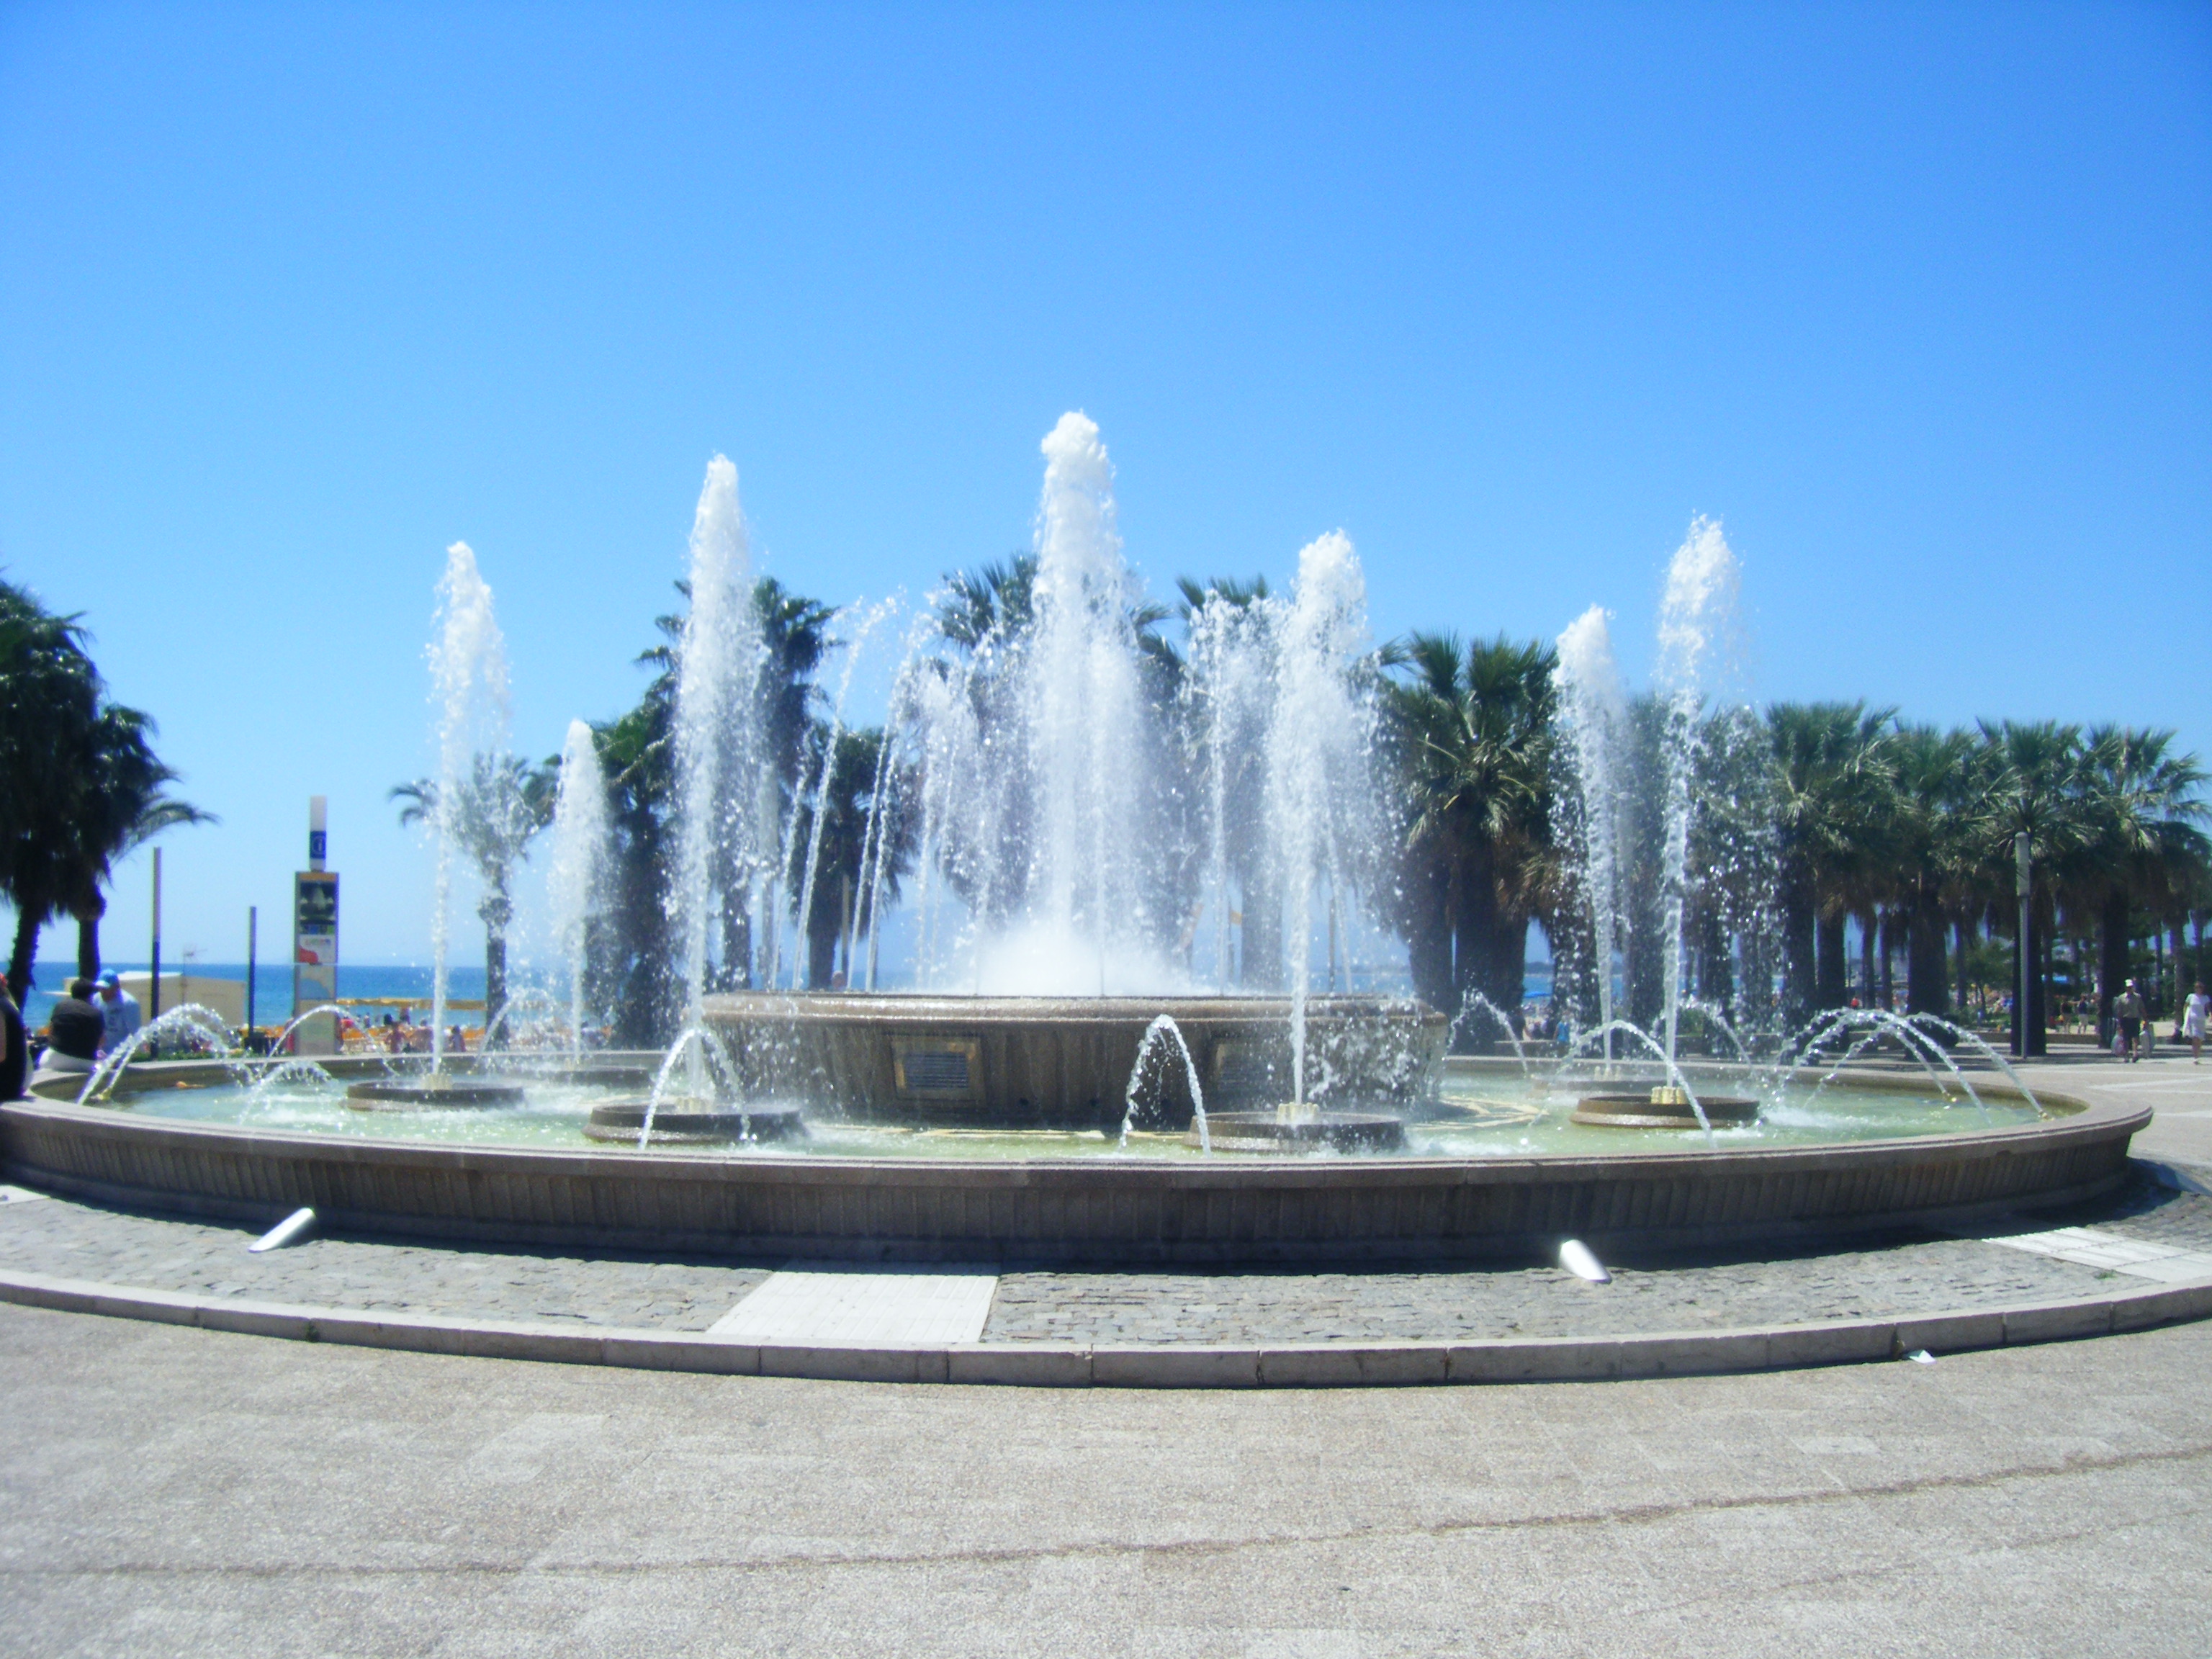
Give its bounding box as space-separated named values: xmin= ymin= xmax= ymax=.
xmin=95 ymin=971 xmax=141 ymax=1056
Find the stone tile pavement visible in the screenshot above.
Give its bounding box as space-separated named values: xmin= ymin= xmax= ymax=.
xmin=4 ymin=1166 xmax=2207 ymax=1346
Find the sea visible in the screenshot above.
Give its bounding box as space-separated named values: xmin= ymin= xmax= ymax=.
xmin=21 ymin=961 xmax=485 ymax=1032
xmin=20 ymin=959 xmax=1557 ymax=1030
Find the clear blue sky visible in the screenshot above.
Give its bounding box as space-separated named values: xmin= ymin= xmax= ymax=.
xmin=2 ymin=2 xmax=2206 ymax=968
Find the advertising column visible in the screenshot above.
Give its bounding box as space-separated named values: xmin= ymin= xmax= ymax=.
xmin=292 ymin=796 xmax=340 ymax=1055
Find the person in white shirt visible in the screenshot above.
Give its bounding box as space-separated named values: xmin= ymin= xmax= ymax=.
xmin=95 ymin=971 xmax=141 ymax=1056
xmin=2186 ymin=981 xmax=2209 ymax=1066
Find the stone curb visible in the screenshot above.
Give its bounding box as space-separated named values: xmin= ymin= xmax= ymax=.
xmin=4 ymin=1265 xmax=2210 ymax=1388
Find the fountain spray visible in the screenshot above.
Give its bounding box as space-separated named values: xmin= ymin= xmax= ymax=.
xmin=670 ymin=457 xmax=761 ymax=1091
xmin=547 ymin=719 xmax=611 ymax=1060
xmin=1555 ymin=606 xmax=1627 ymax=1060
xmin=1653 ymin=518 xmax=1742 ymax=1069
xmin=427 ymin=542 xmax=512 ymax=1071
xmin=1267 ymin=530 xmax=1372 ymax=1107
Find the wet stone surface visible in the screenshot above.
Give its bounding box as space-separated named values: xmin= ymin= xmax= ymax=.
xmin=0 ymin=1168 xmax=2201 ymax=1344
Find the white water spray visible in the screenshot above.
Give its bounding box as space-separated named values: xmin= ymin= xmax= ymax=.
xmin=547 ymin=719 xmax=611 ymax=1059
xmin=1653 ymin=518 xmax=1742 ymax=1068
xmin=1555 ymin=605 xmax=1627 ymax=1058
xmin=427 ymin=543 xmax=512 ymax=1071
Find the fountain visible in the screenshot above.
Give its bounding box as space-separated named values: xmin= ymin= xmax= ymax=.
xmin=0 ymin=424 xmax=2150 ymax=1265
xmin=699 ymin=420 xmax=1442 ymax=1143
xmin=547 ymin=718 xmax=613 ymax=1059
xmin=349 ymin=541 xmax=526 ymax=1108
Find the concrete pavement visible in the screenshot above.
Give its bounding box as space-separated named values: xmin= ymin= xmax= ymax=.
xmin=2 ymin=1295 xmax=2207 ymax=1655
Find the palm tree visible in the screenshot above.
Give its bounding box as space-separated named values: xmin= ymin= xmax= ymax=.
xmin=1 ymin=579 xmax=208 ymax=999
xmin=787 ymin=724 xmax=918 ymax=987
xmin=392 ymin=754 xmax=557 ymax=1044
xmin=1385 ymin=633 xmax=1557 ymax=1040
xmin=1766 ymin=702 xmax=1894 ymax=1026
xmin=2079 ymin=727 xmax=2211 ymax=1034
xmin=1 ymin=578 xmax=96 ymax=1000
xmin=63 ymin=706 xmax=216 ymax=977
xmin=1972 ymin=720 xmax=2091 ymax=1056
xmin=1884 ymin=724 xmax=1976 ymax=1017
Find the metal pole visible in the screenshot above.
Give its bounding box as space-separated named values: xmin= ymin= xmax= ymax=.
xmin=2015 ymin=832 xmax=2032 ymax=1059
xmin=246 ymin=906 xmax=258 ymax=1049
xmin=149 ymin=848 xmax=163 ymax=1022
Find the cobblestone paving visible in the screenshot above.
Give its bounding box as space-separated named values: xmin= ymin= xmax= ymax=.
xmin=979 ymin=1241 xmax=2117 ymax=1344
xmin=982 ymin=1175 xmax=2212 ymax=1345
xmin=0 ymin=1169 xmax=2204 ymax=1344
xmin=0 ymin=1198 xmax=772 ymax=1331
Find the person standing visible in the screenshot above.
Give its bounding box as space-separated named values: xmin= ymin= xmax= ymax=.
xmin=2186 ymin=981 xmax=2209 ymax=1066
xmin=0 ymin=979 xmax=26 ymax=1101
xmin=94 ymin=971 xmax=140 ymax=1057
xmin=2114 ymin=979 xmax=2146 ymax=1064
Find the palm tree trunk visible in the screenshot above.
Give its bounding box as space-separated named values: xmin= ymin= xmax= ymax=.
xmin=1452 ymin=849 xmax=1501 ymax=1048
xmin=484 ymin=932 xmax=507 ymax=1048
xmin=1815 ymin=914 xmax=1848 ymax=1012
xmin=2098 ymin=889 xmax=2129 ymax=1045
xmin=1857 ymin=909 xmax=1878 ymax=1008
xmin=8 ymin=907 xmax=42 ymax=1005
xmin=76 ymin=896 xmax=104 ymax=981
xmin=1907 ymin=900 xmax=1948 ymax=1017
xmin=1404 ymin=855 xmax=1453 ymax=1014
xmin=1781 ymin=874 xmax=1816 ymax=1029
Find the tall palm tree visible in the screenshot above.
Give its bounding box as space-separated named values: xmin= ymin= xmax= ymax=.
xmin=1884 ymin=724 xmax=1977 ymax=1017
xmin=63 ymin=705 xmax=216 ymax=977
xmin=1 ymin=577 xmax=96 ymax=1000
xmin=392 ymin=754 xmax=557 ymax=1044
xmin=1385 ymin=633 xmax=1557 ymax=1040
xmin=1972 ymin=720 xmax=2090 ymax=1056
xmin=787 ymin=724 xmax=918 ymax=987
xmin=1 ymin=579 xmax=208 ymax=999
xmin=2079 ymin=727 xmax=2210 ymax=1033
xmin=1766 ymin=702 xmax=1894 ymax=1026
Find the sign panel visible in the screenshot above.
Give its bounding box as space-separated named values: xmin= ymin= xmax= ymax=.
xmin=292 ymin=871 xmax=339 ymax=1055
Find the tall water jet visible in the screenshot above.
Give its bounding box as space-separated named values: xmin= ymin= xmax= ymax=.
xmin=791 ymin=598 xmax=896 ymax=989
xmin=669 ymin=457 xmax=763 ymax=1074
xmin=547 ymin=718 xmax=611 ymax=1059
xmin=1555 ymin=606 xmax=1628 ymax=1058
xmin=426 ymin=542 xmax=512 ymax=1069
xmin=1266 ymin=531 xmax=1375 ymax=1105
xmin=1025 ymin=412 xmax=1146 ymax=986
xmin=1653 ymin=517 xmax=1743 ymax=1066
xmin=1186 ymin=584 xmax=1277 ymax=992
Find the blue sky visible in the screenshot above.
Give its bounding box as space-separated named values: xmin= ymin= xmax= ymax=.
xmin=1 ymin=2 xmax=2206 ymax=968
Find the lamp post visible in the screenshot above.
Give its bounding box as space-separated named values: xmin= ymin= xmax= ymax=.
xmin=149 ymin=848 xmax=163 ymax=1022
xmin=2015 ymin=832 xmax=2033 ymax=1059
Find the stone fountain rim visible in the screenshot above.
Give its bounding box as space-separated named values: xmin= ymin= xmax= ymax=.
xmin=1 ymin=1071 xmax=2134 ymax=1182
xmin=700 ymin=989 xmax=1445 ymax=1025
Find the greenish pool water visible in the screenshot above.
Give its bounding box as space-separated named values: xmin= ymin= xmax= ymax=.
xmin=111 ymin=1066 xmax=2048 ymax=1159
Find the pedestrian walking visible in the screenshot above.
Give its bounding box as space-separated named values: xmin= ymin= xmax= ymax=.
xmin=2186 ymin=981 xmax=2209 ymax=1066
xmin=2115 ymin=979 xmax=2146 ymax=1064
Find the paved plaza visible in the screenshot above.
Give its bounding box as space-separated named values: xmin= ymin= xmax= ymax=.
xmin=1 ymin=1054 xmax=2208 ymax=1653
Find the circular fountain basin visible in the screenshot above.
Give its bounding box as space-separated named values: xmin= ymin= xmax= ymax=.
xmin=701 ymin=990 xmax=1446 ymax=1129
xmin=1571 ymin=1093 xmax=1761 ymax=1129
xmin=1191 ymin=1109 xmax=1409 ymax=1154
xmin=583 ymin=1098 xmax=808 ymax=1146
xmin=346 ymin=1076 xmax=527 ymax=1109
xmin=0 ymin=1056 xmax=2145 ymax=1263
